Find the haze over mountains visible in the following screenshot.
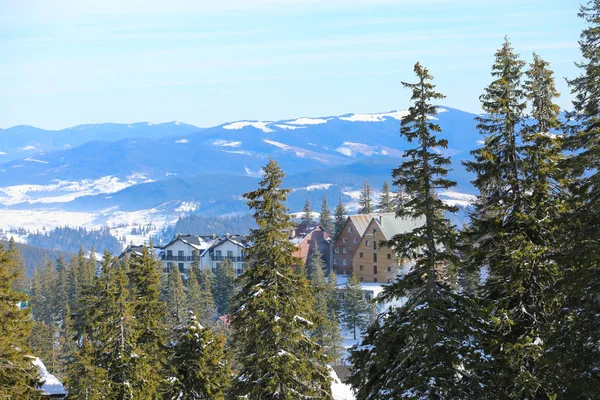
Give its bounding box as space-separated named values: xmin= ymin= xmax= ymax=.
xmin=0 ymin=107 xmax=479 ymax=235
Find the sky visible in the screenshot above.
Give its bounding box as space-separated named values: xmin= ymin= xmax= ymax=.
xmin=0 ymin=0 xmax=584 ymax=130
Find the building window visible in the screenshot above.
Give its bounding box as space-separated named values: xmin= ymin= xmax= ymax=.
xmin=212 ymin=267 xmax=216 ymax=273
xmin=236 ymin=269 xmax=242 ymax=275
xmin=387 ymin=253 xmax=392 ymax=260
xmin=360 ymin=277 xmax=364 ymax=282
xmin=167 ymin=250 xmax=173 ymax=257
xmin=359 ymin=252 xmax=363 ymax=258
xmin=353 ymin=237 xmax=358 ymax=243
xmin=335 ymin=248 xmax=340 ymax=254
xmin=178 ymin=250 xmax=184 ymax=258
xmin=343 ymin=248 xmax=347 ymax=254
xmin=373 ymin=265 xmax=378 ymax=275
xmin=343 ymin=259 xmax=347 ymax=266
xmin=387 ymin=266 xmax=392 ymax=272
xmin=373 ymin=253 xmax=377 ymax=262
xmin=359 ymin=265 xmax=364 ymax=271
xmin=227 ymin=250 xmax=233 ymax=258
xmin=178 ymin=263 xmax=185 ymax=272
xmin=334 ymin=259 xmax=338 ymax=265
xmin=343 ymin=237 xmax=348 ymax=243
xmin=167 ymin=262 xmax=173 ymax=270
xmin=373 ymin=229 xmax=377 ymax=234
xmin=216 ymin=250 xmax=222 ymax=257
xmin=366 ymin=240 xmax=370 ymax=246
xmin=374 ymin=278 xmax=378 ymax=283
xmin=373 ymin=241 xmax=377 ymax=250
xmin=348 ymin=227 xmax=353 ymax=233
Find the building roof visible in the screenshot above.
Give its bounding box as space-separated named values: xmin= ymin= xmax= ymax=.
xmin=347 ymin=214 xmax=377 ymax=237
xmin=373 ymin=213 xmax=426 ymax=240
xmin=289 ymin=223 xmax=321 ymax=245
xmin=163 ymin=234 xmax=213 ymax=251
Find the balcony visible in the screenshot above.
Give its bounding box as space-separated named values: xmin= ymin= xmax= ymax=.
xmin=210 ymin=255 xmax=245 ymax=262
xmin=161 ymin=255 xmax=195 ymax=262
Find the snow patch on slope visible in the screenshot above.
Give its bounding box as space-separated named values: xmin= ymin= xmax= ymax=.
xmin=292 ymin=183 xmax=333 ymax=192
xmin=24 ymin=155 xmax=49 ymax=164
xmin=274 ymin=124 xmax=305 ymax=130
xmin=175 ymin=138 xmax=188 ymax=144
xmin=19 ymin=145 xmax=36 ymax=152
xmin=336 ymin=142 xmax=379 ymax=157
xmin=340 ymin=110 xmax=409 ymax=122
xmin=223 ymin=121 xmax=274 ymax=133
xmin=438 ymin=190 xmax=476 ymax=207
xmin=31 ymin=357 xmax=67 ymax=396
xmin=286 ymin=117 xmax=329 ymax=125
xmin=212 ymin=140 xmax=242 ymax=148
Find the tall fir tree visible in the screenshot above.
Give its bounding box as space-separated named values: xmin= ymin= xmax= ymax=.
xmin=349 ymin=63 xmax=483 ymax=399
xmin=230 ymin=159 xmax=332 ymax=399
xmin=545 ymin=3 xmax=600 ymax=397
xmin=340 ymin=274 xmax=370 ymax=341
xmin=358 ymin=180 xmax=373 ymax=214
xmin=7 ymin=237 xmax=28 ymax=292
xmin=464 ymin=39 xmax=563 ymax=399
xmin=0 ymin=244 xmax=41 ymax=399
xmin=301 ymin=194 xmax=314 ymax=226
xmin=319 ymin=194 xmax=333 ymax=235
xmin=377 ymin=180 xmax=394 ymax=213
xmin=212 ymin=259 xmax=236 ymax=316
xmin=128 ymin=246 xmax=167 ymax=398
xmin=167 ymin=311 xmax=231 ymax=400
xmin=309 ymin=248 xmax=343 ymax=363
xmin=188 ymin=266 xmax=217 ymax=326
xmin=166 ymin=266 xmax=188 ymax=337
xmin=333 ymin=195 xmax=347 ymax=242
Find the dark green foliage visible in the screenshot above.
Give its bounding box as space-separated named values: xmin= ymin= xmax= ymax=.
xmin=333 ymin=195 xmax=347 ymax=242
xmin=166 ymin=266 xmax=188 ymax=337
xmin=0 ymin=240 xmax=73 ymax=279
xmin=463 ymin=39 xmax=563 ymax=399
xmin=212 ymin=259 xmax=236 ymax=316
xmin=309 ymin=248 xmax=343 ymax=363
xmin=544 ymin=3 xmax=600 ymax=397
xmin=377 ymin=180 xmax=394 ymax=213
xmin=188 ymin=266 xmax=217 ymax=325
xmin=0 ymin=244 xmax=41 ymax=399
xmin=127 ymin=246 xmax=167 ymax=398
xmin=319 ymin=194 xmax=333 ymax=235
xmin=350 ymin=63 xmax=482 ymax=399
xmin=340 ymin=275 xmax=370 ymax=341
xmin=28 ymin=225 xmax=121 ymax=255
xmin=7 ymin=238 xmax=28 ymax=292
xmin=358 ymin=180 xmax=373 ymax=214
xmin=230 ymin=159 xmax=332 ymax=399
xmin=167 ymin=311 xmax=231 ymax=399
xmin=301 ymin=194 xmax=315 ymax=226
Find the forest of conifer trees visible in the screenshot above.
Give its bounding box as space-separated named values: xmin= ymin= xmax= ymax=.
xmin=1 ymin=3 xmax=600 ymax=399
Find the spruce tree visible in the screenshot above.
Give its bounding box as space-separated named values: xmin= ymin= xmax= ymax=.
xmin=464 ymin=40 xmax=563 ymax=399
xmin=377 ymin=180 xmax=394 ymax=212
xmin=168 ymin=311 xmax=231 ymax=400
xmin=340 ymin=275 xmax=370 ymax=340
xmin=166 ymin=266 xmax=188 ymax=337
xmin=230 ymin=159 xmax=332 ymax=399
xmin=325 ymin=271 xmax=341 ymax=315
xmin=188 ymin=266 xmax=217 ymax=325
xmin=64 ymin=336 xmax=107 ymax=400
xmin=545 ymin=3 xmax=600 ymax=397
xmin=349 ymin=63 xmax=482 ymax=399
xmin=8 ymin=237 xmax=28 ymax=292
xmin=358 ymin=180 xmax=373 ymax=214
xmin=0 ymin=244 xmax=40 ymax=399
xmin=333 ymin=195 xmax=347 ymax=242
xmin=128 ymin=246 xmax=166 ymax=398
xmin=212 ymin=259 xmax=236 ymax=316
xmin=301 ymin=194 xmax=314 ymax=226
xmin=319 ymin=194 xmax=333 ymax=235
xmin=309 ymin=250 xmax=343 ymax=363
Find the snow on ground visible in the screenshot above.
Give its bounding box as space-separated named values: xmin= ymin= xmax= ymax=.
xmin=31 ymin=357 xmax=67 ymax=396
xmin=19 ymin=145 xmax=36 ymax=151
xmin=24 ymin=155 xmax=49 ymax=164
xmin=286 ymin=117 xmax=329 ymax=125
xmin=0 ymin=175 xmax=153 ymax=206
xmin=274 ymin=124 xmax=305 ymax=130
xmin=212 ymin=139 xmax=242 ymax=147
xmin=438 ymin=190 xmax=476 ymax=207
xmin=339 ymin=110 xmax=409 ymax=122
xmin=263 ymin=139 xmax=291 ymax=150
xmin=291 ymin=183 xmax=333 ymax=192
xmin=336 ymin=142 xmax=379 ymax=157
xmin=223 ymin=121 xmax=274 ymax=133
xmin=330 ymin=367 xmax=355 ymax=400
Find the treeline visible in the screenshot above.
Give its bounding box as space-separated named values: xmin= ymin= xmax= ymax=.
xmin=0 ymin=239 xmax=73 ymax=278
xmin=157 ymin=214 xmax=257 ymax=243
xmin=28 ymin=226 xmax=122 ymax=255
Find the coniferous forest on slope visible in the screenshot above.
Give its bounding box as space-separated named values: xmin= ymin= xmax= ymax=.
xmin=1 ymin=3 xmax=600 ymax=399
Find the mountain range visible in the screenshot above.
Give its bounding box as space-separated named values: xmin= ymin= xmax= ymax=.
xmin=0 ymin=107 xmax=480 ymax=239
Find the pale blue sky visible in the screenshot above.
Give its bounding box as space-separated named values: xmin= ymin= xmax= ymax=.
xmin=0 ymin=0 xmax=583 ymax=129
